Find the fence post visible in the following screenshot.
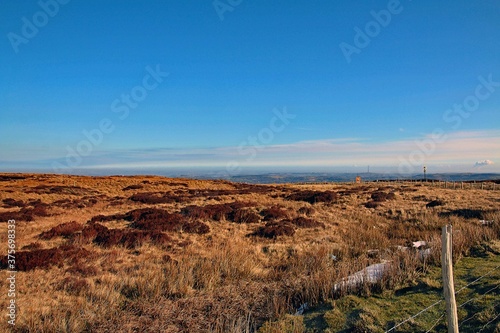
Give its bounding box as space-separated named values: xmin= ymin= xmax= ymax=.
xmin=441 ymin=225 xmax=459 ymax=333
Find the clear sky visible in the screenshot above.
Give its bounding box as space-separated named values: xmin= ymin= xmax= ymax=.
xmin=1 ymin=0 xmax=499 ymax=176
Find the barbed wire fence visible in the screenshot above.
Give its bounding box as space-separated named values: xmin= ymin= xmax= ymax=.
xmin=384 ymin=265 xmax=500 ymax=333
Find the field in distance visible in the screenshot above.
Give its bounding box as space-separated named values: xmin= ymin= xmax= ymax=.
xmin=0 ymin=173 xmax=498 ymax=332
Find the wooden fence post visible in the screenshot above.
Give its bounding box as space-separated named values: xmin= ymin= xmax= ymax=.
xmin=442 ymin=225 xmax=459 ymax=333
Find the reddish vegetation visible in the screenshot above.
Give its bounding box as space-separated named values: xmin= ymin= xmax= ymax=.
xmin=94 ymin=228 xmax=171 ymax=248
xmin=231 ymin=209 xmax=261 ymax=223
xmin=2 ymin=198 xmax=26 ymax=208
xmin=181 ymin=204 xmax=231 ymax=221
xmin=27 ymin=185 xmax=96 ymax=195
xmin=39 ymin=221 xmax=83 ymax=239
xmin=128 ymin=208 xmax=210 ymax=234
xmin=253 ymin=221 xmax=296 ymax=238
xmin=180 ymin=201 xmax=258 ymax=223
xmin=129 ymin=191 xmax=188 ymax=204
xmin=52 ymin=196 xmax=101 ymax=209
xmin=73 ymin=222 xmax=172 ymax=248
xmin=0 ymin=245 xmax=91 ymax=271
xmin=364 ymin=201 xmax=380 ymax=209
xmin=0 ymin=202 xmax=51 ymax=222
xmin=284 ymin=217 xmax=324 ymax=229
xmin=0 ymin=175 xmax=26 ymax=181
xmin=370 ymin=191 xmax=396 ymax=202
xmin=260 ymin=206 xmax=290 ymax=221
xmin=83 ymin=222 xmax=109 ymax=238
xmin=286 ymin=190 xmax=338 ymax=204
xmin=122 ymin=184 xmax=144 ymax=191
xmin=89 ymin=214 xmax=127 ymax=223
xmin=426 ymin=199 xmax=445 ymax=208
xmin=298 ymin=206 xmax=315 ymax=216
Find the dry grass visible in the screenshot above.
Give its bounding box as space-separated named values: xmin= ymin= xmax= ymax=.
xmin=0 ymin=173 xmax=498 ymax=332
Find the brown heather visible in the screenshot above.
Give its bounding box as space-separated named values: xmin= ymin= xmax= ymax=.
xmin=0 ymin=173 xmax=498 ymax=332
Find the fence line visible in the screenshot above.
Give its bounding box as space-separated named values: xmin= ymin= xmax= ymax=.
xmin=478 ymin=311 xmax=500 ymax=332
xmin=424 ymin=314 xmax=445 ymax=333
xmin=384 ymin=263 xmax=500 ymax=332
xmin=384 ymin=299 xmax=443 ymax=333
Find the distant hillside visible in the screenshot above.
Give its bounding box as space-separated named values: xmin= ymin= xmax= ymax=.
xmin=222 ymin=172 xmax=500 ymax=184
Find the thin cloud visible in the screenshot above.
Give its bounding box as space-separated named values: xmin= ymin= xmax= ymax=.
xmin=474 ymin=160 xmax=494 ymax=168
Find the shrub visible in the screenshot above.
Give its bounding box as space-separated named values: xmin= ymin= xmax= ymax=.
xmin=129 ymin=192 xmax=176 ymax=204
xmin=232 ymin=209 xmax=261 ymax=223
xmin=80 ymin=223 xmax=110 ymax=242
xmin=370 ymin=191 xmax=395 ymax=202
xmin=93 ymin=228 xmax=173 ymax=248
xmin=89 ymin=213 xmax=127 ymax=223
xmin=260 ymin=206 xmax=290 ymax=221
xmin=364 ymin=201 xmax=380 ymax=209
xmin=181 ymin=202 xmax=257 ymax=222
xmin=122 ymin=184 xmax=144 ymax=191
xmin=286 ymin=190 xmax=338 ymax=204
xmin=2 ymin=198 xmax=25 ymax=208
xmin=39 ymin=221 xmax=83 ymax=239
xmin=285 ymin=217 xmax=324 ymax=229
xmin=298 ymin=206 xmax=315 ymax=216
xmin=0 ymin=203 xmax=51 ymax=222
xmin=253 ymin=222 xmax=296 ymax=238
xmin=426 ymin=199 xmax=445 ymax=208
xmin=0 ymin=245 xmax=91 ymax=271
xmin=127 ymin=208 xmax=210 ymax=234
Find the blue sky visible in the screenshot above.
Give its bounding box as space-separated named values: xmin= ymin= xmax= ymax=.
xmin=1 ymin=0 xmax=499 ymax=175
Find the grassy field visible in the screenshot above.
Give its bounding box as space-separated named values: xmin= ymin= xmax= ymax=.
xmin=0 ymin=173 xmax=498 ymax=332
xmin=262 ymin=241 xmax=500 ymax=332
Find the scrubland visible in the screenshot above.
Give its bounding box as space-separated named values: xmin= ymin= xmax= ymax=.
xmin=0 ymin=173 xmax=498 ymax=332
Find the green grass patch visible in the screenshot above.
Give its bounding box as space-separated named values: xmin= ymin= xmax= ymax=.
xmin=264 ymin=241 xmax=500 ymax=333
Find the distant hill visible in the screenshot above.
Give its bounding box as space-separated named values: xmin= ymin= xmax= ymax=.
xmin=220 ymin=172 xmax=500 ymax=184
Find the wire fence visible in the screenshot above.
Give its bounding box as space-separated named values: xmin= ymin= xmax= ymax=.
xmin=384 ymin=265 xmax=500 ymax=333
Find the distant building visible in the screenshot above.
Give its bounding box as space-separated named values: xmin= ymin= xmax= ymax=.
xmin=355 ymin=176 xmax=361 ymax=183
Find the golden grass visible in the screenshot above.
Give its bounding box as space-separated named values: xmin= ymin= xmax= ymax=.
xmin=0 ymin=173 xmax=498 ymax=332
